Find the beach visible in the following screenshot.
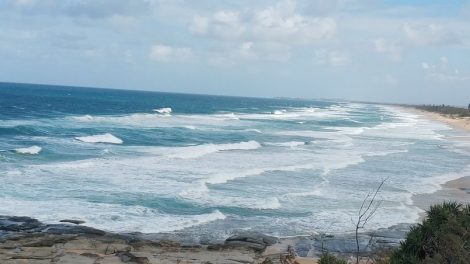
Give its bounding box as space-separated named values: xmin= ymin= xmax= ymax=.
xmin=402 ymin=106 xmax=470 ymax=134
xmin=398 ymin=106 xmax=470 ymax=214
xmin=1 ymin=85 xmax=470 ymax=263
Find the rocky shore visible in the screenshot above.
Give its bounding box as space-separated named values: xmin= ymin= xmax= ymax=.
xmin=0 ymin=215 xmax=410 ymax=264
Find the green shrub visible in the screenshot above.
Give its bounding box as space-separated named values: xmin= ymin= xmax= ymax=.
xmin=415 ymin=105 xmax=470 ymax=117
xmin=318 ymin=252 xmax=347 ymax=264
xmin=390 ymin=202 xmax=470 ymax=263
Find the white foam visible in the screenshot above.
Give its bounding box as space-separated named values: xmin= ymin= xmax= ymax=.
xmin=75 ymin=133 xmax=123 ymax=144
xmin=253 ymin=197 xmax=281 ymax=209
xmin=167 ymin=141 xmax=261 ymax=159
xmin=266 ymin=141 xmax=306 ymax=148
xmin=0 ymin=198 xmax=225 ymax=233
xmin=15 ymin=146 xmax=42 ymax=155
xmin=73 ymin=115 xmax=93 ymax=121
xmin=273 ymin=109 xmax=286 ymax=115
xmin=153 ymin=107 xmax=172 ymax=115
xmin=244 ymin=128 xmax=262 ymax=133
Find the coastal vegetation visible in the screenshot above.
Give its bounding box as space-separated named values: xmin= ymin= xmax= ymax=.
xmin=415 ymin=105 xmax=470 ymax=118
xmin=390 ymin=202 xmax=470 ymax=263
xmin=319 ymin=201 xmax=470 ymax=264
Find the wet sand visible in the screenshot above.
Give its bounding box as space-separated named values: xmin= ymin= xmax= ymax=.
xmin=398 ymin=106 xmax=470 ymax=213
xmin=402 ymin=106 xmax=470 ymax=134
xmin=413 ymin=176 xmax=470 ymax=214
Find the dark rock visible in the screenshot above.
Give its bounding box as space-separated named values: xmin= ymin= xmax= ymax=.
xmin=0 ymin=216 xmax=42 ymax=232
xmin=81 ymin=252 xmax=100 ymax=258
xmin=23 ymin=234 xmax=75 ymax=247
xmin=225 ymin=232 xmax=278 ymax=251
xmin=116 ymin=251 xmax=150 ymax=264
xmin=224 ymin=240 xmax=266 ymax=251
xmin=44 ymin=224 xmax=106 ymax=236
xmin=60 ymin=219 xmax=85 ymax=225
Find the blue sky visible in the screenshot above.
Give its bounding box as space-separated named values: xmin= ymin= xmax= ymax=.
xmin=0 ymin=0 xmax=469 ymax=105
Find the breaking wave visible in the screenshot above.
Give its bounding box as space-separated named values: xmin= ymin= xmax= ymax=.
xmin=75 ymin=133 xmax=123 ymax=144
xmin=168 ymin=140 xmax=261 ymax=159
xmin=153 ymin=107 xmax=172 ymax=115
xmin=15 ymin=146 xmax=42 ymax=155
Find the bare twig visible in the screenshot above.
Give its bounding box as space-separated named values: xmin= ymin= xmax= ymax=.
xmin=354 ymin=177 xmax=388 ymax=264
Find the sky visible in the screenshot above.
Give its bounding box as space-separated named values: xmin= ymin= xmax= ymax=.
xmin=0 ymin=0 xmax=469 ymax=105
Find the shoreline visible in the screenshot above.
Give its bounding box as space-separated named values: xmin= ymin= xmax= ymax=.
xmin=399 ymin=105 xmax=470 ymax=134
xmin=1 ymin=105 xmax=468 ymax=263
xmin=397 ymin=106 xmax=470 ymax=214
xmin=0 ymin=215 xmax=409 ymax=264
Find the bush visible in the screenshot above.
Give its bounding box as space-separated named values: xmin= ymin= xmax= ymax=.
xmin=390 ymin=202 xmax=470 ymax=263
xmin=318 ymin=252 xmax=347 ymax=264
xmin=415 ymin=105 xmax=470 ymax=117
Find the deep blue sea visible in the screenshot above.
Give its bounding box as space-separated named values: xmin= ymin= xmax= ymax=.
xmin=1 ymin=82 xmax=469 ymax=239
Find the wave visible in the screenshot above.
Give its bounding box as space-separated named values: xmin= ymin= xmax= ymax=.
xmin=73 ymin=115 xmax=93 ymax=121
xmin=153 ymin=107 xmax=172 ymax=115
xmin=0 ymin=198 xmax=226 ymax=233
xmin=168 ymin=140 xmax=261 ymax=159
xmin=273 ymin=109 xmax=287 ymax=115
xmin=75 ymin=133 xmax=123 ymax=144
xmin=244 ymin=128 xmax=262 ymax=133
xmin=277 ymin=130 xmax=353 ymax=144
xmin=266 ymin=141 xmax=306 ymax=148
xmin=249 ymin=197 xmax=281 ymax=210
xmin=15 ymin=146 xmax=42 ymax=155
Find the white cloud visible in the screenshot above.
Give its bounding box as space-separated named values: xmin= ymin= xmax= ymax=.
xmin=109 ymin=15 xmax=139 ymax=30
xmin=239 ymin=42 xmax=256 ymax=60
xmin=385 ymin=74 xmax=397 ymax=85
xmin=187 ymin=0 xmax=336 ymax=44
xmin=421 ymin=57 xmax=470 ymax=82
xmin=374 ymin=38 xmax=402 ymax=61
xmin=211 ymin=10 xmax=246 ymax=39
xmin=251 ymin=0 xmax=336 ymax=44
xmin=189 ymin=16 xmax=209 ymax=35
xmin=206 ymin=41 xmax=291 ymax=67
xmin=6 ymin=0 xmax=152 ymax=18
xmin=149 ymin=44 xmax=192 ymax=62
xmin=402 ymin=23 xmax=461 ymax=47
xmin=314 ymin=50 xmax=350 ymax=67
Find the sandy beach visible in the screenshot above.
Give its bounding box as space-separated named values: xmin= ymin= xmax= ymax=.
xmin=398 ymin=106 xmax=470 ymax=213
xmin=402 ymin=106 xmax=470 ymax=134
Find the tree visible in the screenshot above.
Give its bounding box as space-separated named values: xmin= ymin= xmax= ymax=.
xmin=353 ymin=178 xmax=388 ymax=264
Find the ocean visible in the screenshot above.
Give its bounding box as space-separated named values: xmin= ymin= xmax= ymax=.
xmin=1 ymin=82 xmax=469 ymax=240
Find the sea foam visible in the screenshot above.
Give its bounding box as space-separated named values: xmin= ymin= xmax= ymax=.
xmin=153 ymin=107 xmax=172 ymax=114
xmin=75 ymin=133 xmax=123 ymax=144
xmin=15 ymin=146 xmax=42 ymax=155
xmin=168 ymin=140 xmax=261 ymax=159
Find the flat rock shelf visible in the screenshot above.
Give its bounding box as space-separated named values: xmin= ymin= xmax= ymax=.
xmin=0 ymin=216 xmax=410 ymax=264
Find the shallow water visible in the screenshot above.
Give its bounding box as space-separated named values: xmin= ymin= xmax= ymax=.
xmin=1 ymin=82 xmax=469 ymax=239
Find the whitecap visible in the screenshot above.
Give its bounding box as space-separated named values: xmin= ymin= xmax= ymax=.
xmin=15 ymin=146 xmax=42 ymax=155
xmin=0 ymin=198 xmax=226 ymax=233
xmin=153 ymin=107 xmax=172 ymax=115
xmin=244 ymin=128 xmax=262 ymax=133
xmin=266 ymin=141 xmax=305 ymax=148
xmin=273 ymin=109 xmax=286 ymax=115
xmin=168 ymin=140 xmax=261 ymax=159
xmin=73 ymin=115 xmax=93 ymax=121
xmin=254 ymin=197 xmax=281 ymax=210
xmin=75 ymin=133 xmax=123 ymax=144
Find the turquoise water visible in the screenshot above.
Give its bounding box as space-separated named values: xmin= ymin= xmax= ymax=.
xmin=1 ymin=82 xmax=469 ymax=239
